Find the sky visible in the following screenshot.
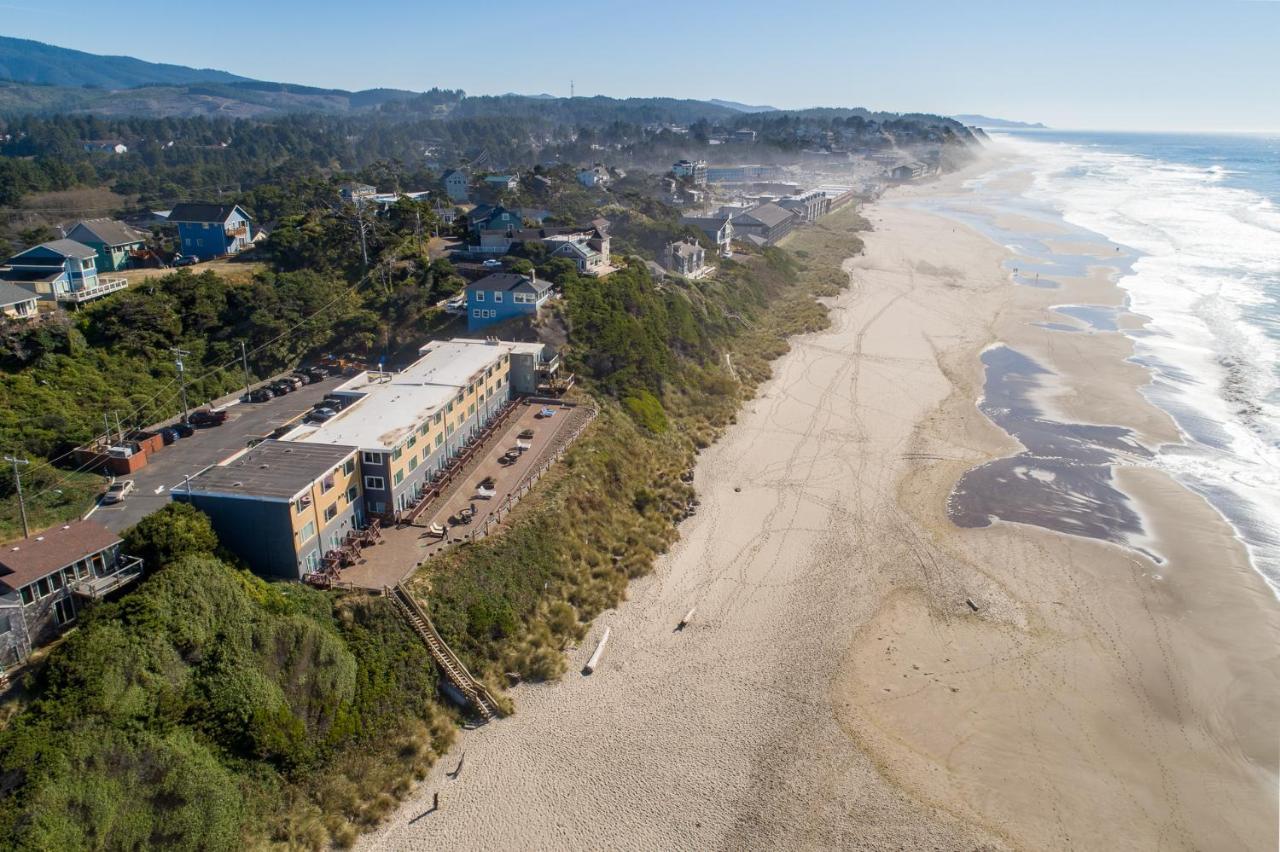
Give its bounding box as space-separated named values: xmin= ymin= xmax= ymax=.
xmin=3 ymin=0 xmax=1278 ymax=131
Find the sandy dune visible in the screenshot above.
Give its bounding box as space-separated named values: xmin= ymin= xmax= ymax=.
xmin=363 ymin=157 xmax=1280 ymax=851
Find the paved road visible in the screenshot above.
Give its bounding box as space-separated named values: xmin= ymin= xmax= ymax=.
xmin=90 ymin=376 xmax=347 ymax=533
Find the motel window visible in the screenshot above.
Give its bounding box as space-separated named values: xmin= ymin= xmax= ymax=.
xmin=299 ymin=522 xmax=316 ymax=543
xmin=363 ymin=451 xmax=382 ymax=465
xmin=435 ymin=433 xmax=443 ymax=448
xmin=472 ymin=309 xmax=481 ymax=318
xmin=468 ymin=403 xmax=476 ymax=417
xmin=418 ymin=423 xmax=428 ymax=436
xmin=343 ymin=458 xmax=355 ymax=475
xmin=494 ymin=292 xmax=503 ymax=303
xmin=347 ymin=485 xmax=358 ymax=504
xmin=321 ymin=473 xmax=335 ymax=493
xmin=393 ymin=470 xmax=404 ymax=486
xmin=20 ymin=586 xmax=34 ymax=606
xmin=294 ymin=496 xmax=310 ymax=514
xmin=433 ymin=412 xmax=442 ymax=425
xmin=324 ymin=504 xmax=338 ymax=522
xmin=49 ymin=571 xmax=63 ymax=591
xmin=391 ymin=446 xmax=403 ymax=461
xmin=36 ymin=577 xmax=50 ymax=598
xmin=475 ymin=291 xmax=485 ymax=302
xmin=408 ymin=456 xmax=418 ymax=471
xmin=407 ymin=435 xmax=417 ymax=449
xmin=364 ymin=475 xmax=385 ymax=491
xmin=62 ymin=566 xmax=76 ymax=585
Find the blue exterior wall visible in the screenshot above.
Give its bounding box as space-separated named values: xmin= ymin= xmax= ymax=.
xmin=174 ymin=494 xmax=298 ymax=579
xmin=176 ymin=210 xmax=250 ymax=260
xmin=466 ymin=289 xmax=542 ymax=330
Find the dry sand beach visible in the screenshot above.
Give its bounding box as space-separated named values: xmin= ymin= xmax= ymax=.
xmin=364 ymin=155 xmax=1280 ymax=851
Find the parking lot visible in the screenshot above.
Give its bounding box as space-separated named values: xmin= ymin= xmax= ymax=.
xmin=89 ymin=375 xmax=348 ymax=533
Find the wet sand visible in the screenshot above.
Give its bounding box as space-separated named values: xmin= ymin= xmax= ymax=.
xmin=362 ymin=154 xmax=1280 ymax=851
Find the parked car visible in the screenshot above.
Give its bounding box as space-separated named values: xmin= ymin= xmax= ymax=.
xmin=482 ymin=259 xmax=503 ymax=268
xmin=303 ymin=366 xmax=330 ymax=381
xmin=518 ymin=428 xmax=535 ymax=440
xmin=159 ymin=427 xmax=178 ymax=445
xmin=102 ymin=480 xmax=135 ymax=504
xmin=279 ymin=375 xmax=305 ymax=390
xmin=322 ymin=393 xmax=348 ymax=410
xmin=291 ymin=372 xmax=312 ymax=385
xmin=270 ymin=380 xmax=295 ymax=395
xmin=172 ymin=422 xmax=195 ymax=438
xmin=188 ymin=409 xmax=228 ymax=428
xmin=172 ymin=254 xmax=197 ymax=268
xmin=248 ymin=387 xmax=275 ymax=403
xmin=306 ymin=407 xmax=337 ymax=423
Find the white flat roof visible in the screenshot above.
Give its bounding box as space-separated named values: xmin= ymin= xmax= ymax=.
xmin=294 ymin=338 xmax=537 ymax=451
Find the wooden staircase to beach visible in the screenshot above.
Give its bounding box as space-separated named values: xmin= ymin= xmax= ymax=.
xmin=388 ymin=583 xmax=504 ymax=722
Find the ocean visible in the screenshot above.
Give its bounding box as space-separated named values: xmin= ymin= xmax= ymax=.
xmin=975 ymin=130 xmax=1280 ymax=590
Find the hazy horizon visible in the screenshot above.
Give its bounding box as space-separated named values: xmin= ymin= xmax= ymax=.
xmin=4 ymin=0 xmax=1279 ymax=133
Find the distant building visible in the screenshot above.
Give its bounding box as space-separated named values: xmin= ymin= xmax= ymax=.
xmin=173 ymin=441 xmax=363 ymax=580
xmin=733 ymin=129 xmax=757 ymax=143
xmin=680 ymin=214 xmax=734 ymax=257
xmin=483 ymin=174 xmax=519 ymax=192
xmin=663 ymin=239 xmax=707 ymax=277
xmin=0 ymin=239 xmax=127 ymax=305
xmin=577 ymin=164 xmax=610 ymax=188
xmin=168 ymin=202 xmax=253 ymax=260
xmin=467 ymin=204 xmax=524 ymax=236
xmin=777 ymin=190 xmax=831 ymax=224
xmin=82 ymin=140 xmax=127 ymax=154
xmin=0 ymin=520 xmax=143 ymax=666
xmin=672 ymin=159 xmax=708 ymax=186
xmin=0 ymin=282 xmax=39 ymax=320
xmin=706 ymin=164 xmax=780 ymax=183
xmin=339 ymin=182 xmax=377 ymax=204
xmin=890 ymin=162 xmax=933 ymax=182
xmin=442 ymin=169 xmax=470 ymax=203
xmin=465 ymin=272 xmax=552 ymax=330
xmin=730 ymin=203 xmax=799 ymax=247
xmin=544 ymin=233 xmax=608 ymax=275
xmin=64 ymin=219 xmax=147 ymax=272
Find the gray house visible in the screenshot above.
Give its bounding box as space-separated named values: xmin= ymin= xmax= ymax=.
xmin=0 ymin=520 xmax=143 ymax=667
xmin=443 ymin=169 xmax=470 ymax=203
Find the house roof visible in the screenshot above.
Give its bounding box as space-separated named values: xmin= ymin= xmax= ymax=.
xmin=0 ymin=269 xmax=64 ymax=284
xmin=670 ymin=240 xmax=702 ymax=258
xmin=0 ymin=520 xmax=122 ymax=592
xmin=733 ymin=203 xmax=797 ymax=229
xmin=0 ymin=282 xmax=38 ymax=307
xmin=14 ymin=239 xmax=98 ymax=261
xmin=466 ymin=273 xmax=551 ymax=294
xmin=442 ymin=169 xmax=467 ymax=181
xmin=182 ymin=440 xmax=357 ymax=501
xmin=67 ymin=218 xmax=146 ymax=248
xmin=167 ymin=203 xmax=251 ymax=224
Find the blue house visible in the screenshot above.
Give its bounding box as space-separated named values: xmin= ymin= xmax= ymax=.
xmin=465 ymin=273 xmax=552 ymax=330
xmin=0 ymin=239 xmax=128 ymax=305
xmin=168 ymin=203 xmax=253 ymax=261
xmin=467 ymin=205 xmax=524 ymax=238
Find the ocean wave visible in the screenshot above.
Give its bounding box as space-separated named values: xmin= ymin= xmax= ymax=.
xmin=995 ymin=134 xmax=1280 ymax=589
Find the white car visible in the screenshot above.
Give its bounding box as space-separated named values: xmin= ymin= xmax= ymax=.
xmin=482 ymin=259 xmax=503 ymax=268
xmin=103 ymin=479 xmax=136 ymax=504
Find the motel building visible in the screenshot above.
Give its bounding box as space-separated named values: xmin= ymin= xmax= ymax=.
xmin=173 ymin=441 xmax=363 ymax=580
xmin=170 ymin=338 xmax=548 ymax=581
xmin=285 ymin=338 xmax=547 ymax=517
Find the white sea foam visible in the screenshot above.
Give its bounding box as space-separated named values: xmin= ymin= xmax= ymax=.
xmin=996 ymin=134 xmax=1280 ymax=589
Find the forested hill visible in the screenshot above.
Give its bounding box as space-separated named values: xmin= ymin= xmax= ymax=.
xmin=0 ymin=36 xmax=251 ymax=88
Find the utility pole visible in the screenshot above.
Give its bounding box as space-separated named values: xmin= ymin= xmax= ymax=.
xmin=355 ymin=203 xmax=369 ymax=269
xmin=239 ymin=340 xmax=253 ymax=398
xmin=415 ymin=208 xmax=423 ymax=253
xmin=5 ymin=454 xmax=30 ymax=539
xmin=171 ymin=348 xmax=191 ymax=424
xmin=114 ymin=411 xmax=124 ymax=443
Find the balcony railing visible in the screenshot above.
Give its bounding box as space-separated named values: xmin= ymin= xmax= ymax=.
xmin=60 ymin=276 xmax=128 ymax=304
xmin=72 ymin=556 xmax=143 ymax=599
